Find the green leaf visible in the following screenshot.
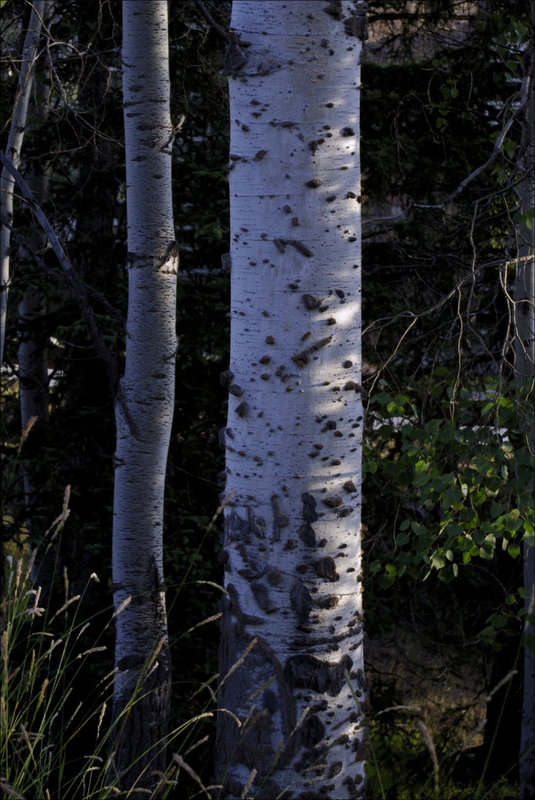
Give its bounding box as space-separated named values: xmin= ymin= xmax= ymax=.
xmin=491 ymin=501 xmax=505 ymax=517
xmin=507 ymin=543 xmax=520 ymax=558
xmin=479 ymin=534 xmax=496 ymax=559
xmin=481 ymin=400 xmax=495 ymax=416
xmin=431 ymin=552 xmax=446 ymax=569
xmin=445 ymin=522 xmax=463 ymax=538
xmin=411 ymin=521 xmax=429 ymax=537
xmin=379 ymin=574 xmax=395 ymax=589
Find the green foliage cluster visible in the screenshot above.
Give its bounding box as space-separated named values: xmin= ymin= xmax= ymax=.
xmin=364 ymin=376 xmax=533 ymax=646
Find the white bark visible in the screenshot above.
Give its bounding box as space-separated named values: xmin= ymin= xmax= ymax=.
xmin=1 ymin=0 xmax=45 ymax=366
xmin=18 ymin=2 xmax=53 ymax=573
xmin=216 ymin=2 xmax=367 ymax=797
xmin=111 ymin=0 xmax=177 ymax=789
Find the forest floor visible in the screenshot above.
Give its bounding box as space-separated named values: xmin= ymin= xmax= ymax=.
xmin=367 ymin=622 xmax=489 ymax=750
xmin=365 ymin=621 xmax=502 ymax=796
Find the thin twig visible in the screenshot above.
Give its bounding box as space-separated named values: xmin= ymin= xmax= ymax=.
xmin=0 ymin=150 xmax=138 ymax=436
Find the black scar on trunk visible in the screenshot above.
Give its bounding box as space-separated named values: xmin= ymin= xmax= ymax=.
xmin=284 ymin=653 xmax=352 ymax=696
xmin=299 ymin=491 xmax=318 ymax=546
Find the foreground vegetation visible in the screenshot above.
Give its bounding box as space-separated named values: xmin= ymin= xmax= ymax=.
xmin=0 ymin=489 xmax=525 ymax=799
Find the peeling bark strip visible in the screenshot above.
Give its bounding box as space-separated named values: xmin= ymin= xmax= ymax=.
xmin=217 ymin=1 xmax=366 ymax=796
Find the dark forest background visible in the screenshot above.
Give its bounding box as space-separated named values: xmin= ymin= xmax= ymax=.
xmin=1 ymin=1 xmax=533 ymax=797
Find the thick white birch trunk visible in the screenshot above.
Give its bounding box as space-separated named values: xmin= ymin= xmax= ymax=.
xmin=0 ymin=0 xmax=45 ymax=366
xmin=111 ymin=1 xmax=177 ymax=789
xmin=216 ymin=3 xmax=367 ymax=797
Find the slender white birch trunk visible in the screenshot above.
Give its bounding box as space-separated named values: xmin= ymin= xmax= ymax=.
xmin=111 ymin=1 xmax=177 ymax=790
xmin=216 ymin=3 xmax=367 ymax=797
xmin=1 ymin=0 xmax=45 ymax=366
xmin=18 ymin=1 xmax=54 ymax=589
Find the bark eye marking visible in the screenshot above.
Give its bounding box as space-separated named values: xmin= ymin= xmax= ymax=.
xmin=302 ymin=492 xmax=318 ymax=521
xmin=284 ymin=653 xmax=352 ymax=696
xmin=292 ymin=336 xmax=333 ymax=367
xmin=220 ymin=369 xmax=235 ymax=388
xmin=252 ymin=581 xmax=277 ymax=612
xmin=266 ymin=568 xmax=282 ymax=586
xmin=274 ymin=238 xmax=313 ymax=257
xmin=323 ymin=0 xmax=342 ymax=19
xmin=269 ymin=120 xmax=298 ymax=128
xmin=290 ymin=579 xmax=313 ymax=622
xmin=299 ymin=714 xmax=325 ymax=746
xmin=235 ymin=401 xmax=249 ymax=417
xmin=313 ymin=556 xmax=339 ymax=581
xmin=308 ymin=138 xmax=325 ymax=152
xmin=337 ymin=506 xmax=353 ymax=518
xmin=303 ymin=294 xmax=320 ymax=310
xmin=305 ymin=178 xmax=323 ymax=188
xmin=323 ymin=496 xmax=342 ymax=508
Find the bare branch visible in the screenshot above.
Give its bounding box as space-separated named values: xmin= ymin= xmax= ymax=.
xmin=0 ymin=150 xmax=137 ymax=435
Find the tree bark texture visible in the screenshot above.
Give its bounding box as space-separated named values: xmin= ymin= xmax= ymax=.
xmin=111 ymin=1 xmax=177 ymax=791
xmin=1 ymin=0 xmax=45 ymax=365
xmin=216 ymin=3 xmax=367 ymax=798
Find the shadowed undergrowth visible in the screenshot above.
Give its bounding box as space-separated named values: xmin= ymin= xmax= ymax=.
xmin=1 ymin=498 xmax=521 ymax=799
